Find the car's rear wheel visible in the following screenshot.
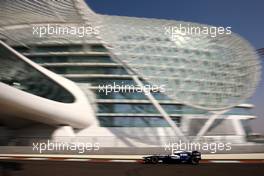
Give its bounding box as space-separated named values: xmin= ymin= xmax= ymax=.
xmin=190 ymin=157 xmax=199 ymax=165
xmin=151 ymin=157 xmax=159 ymax=164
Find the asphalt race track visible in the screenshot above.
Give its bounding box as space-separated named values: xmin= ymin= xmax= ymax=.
xmin=0 ymin=160 xmax=264 ymax=176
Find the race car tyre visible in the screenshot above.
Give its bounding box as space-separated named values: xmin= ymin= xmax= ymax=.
xmin=190 ymin=157 xmax=199 ymax=165
xmin=151 ymin=157 xmax=159 ymax=164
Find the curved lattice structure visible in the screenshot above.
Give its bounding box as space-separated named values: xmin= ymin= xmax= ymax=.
xmin=0 ymin=0 xmax=97 ymax=45
xmin=0 ymin=0 xmax=84 ymax=26
xmin=0 ymin=0 xmax=260 ymax=110
xmin=0 ymin=0 xmax=261 ymax=136
xmin=95 ymin=15 xmax=261 ymax=110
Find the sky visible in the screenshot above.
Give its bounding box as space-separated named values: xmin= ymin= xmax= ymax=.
xmin=85 ymin=0 xmax=264 ymax=133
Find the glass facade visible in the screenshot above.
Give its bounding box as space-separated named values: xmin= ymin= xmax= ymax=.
xmin=98 ymin=116 xmax=180 ymax=127
xmin=29 ymin=56 xmax=113 ymax=64
xmin=0 ymin=43 xmax=74 ymax=103
xmin=188 ymin=119 xmax=236 ymax=136
xmin=47 ymin=66 xmax=128 ymax=75
xmin=12 ymin=43 xmax=254 ymax=127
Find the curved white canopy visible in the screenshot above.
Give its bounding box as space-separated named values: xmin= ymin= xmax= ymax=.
xmin=0 ymin=0 xmax=261 ymax=111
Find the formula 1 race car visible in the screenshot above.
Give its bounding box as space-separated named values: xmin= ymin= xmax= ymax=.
xmin=143 ymin=151 xmax=201 ymax=165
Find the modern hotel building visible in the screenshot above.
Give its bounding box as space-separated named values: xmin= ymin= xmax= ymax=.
xmin=0 ymin=0 xmax=261 ymax=148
